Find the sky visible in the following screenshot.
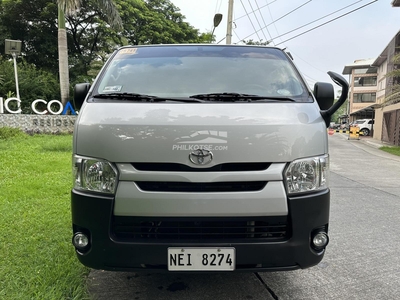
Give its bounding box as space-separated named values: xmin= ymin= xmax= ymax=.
xmin=170 ymin=0 xmax=399 ymax=92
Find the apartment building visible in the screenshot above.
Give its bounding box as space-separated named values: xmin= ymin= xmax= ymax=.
xmin=342 ymin=58 xmax=378 ymax=120
xmin=342 ymin=30 xmax=400 ymax=145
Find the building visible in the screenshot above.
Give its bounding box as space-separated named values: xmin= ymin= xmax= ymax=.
xmin=342 ymin=30 xmax=400 ymax=145
xmin=342 ymin=58 xmax=378 ymax=120
xmin=371 ymin=31 xmax=400 ymax=145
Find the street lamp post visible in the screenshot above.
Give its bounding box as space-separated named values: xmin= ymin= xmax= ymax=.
xmin=211 ymin=13 xmax=223 ymax=43
xmin=5 ymin=39 xmax=22 ymax=100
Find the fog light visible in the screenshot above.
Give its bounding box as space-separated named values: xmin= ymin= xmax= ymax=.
xmin=73 ymin=232 xmax=89 ymax=250
xmin=312 ymin=232 xmax=329 ymax=250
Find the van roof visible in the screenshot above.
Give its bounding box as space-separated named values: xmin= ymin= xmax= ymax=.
xmin=117 ymin=44 xmax=282 ymax=51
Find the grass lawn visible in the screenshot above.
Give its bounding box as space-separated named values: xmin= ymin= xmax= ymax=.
xmin=380 ymin=146 xmax=400 ymax=156
xmin=0 ymin=128 xmax=90 ymax=299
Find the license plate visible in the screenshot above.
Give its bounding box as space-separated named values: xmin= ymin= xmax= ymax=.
xmin=168 ymin=247 xmax=235 ymax=271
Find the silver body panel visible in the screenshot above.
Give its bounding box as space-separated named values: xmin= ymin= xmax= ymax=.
xmin=75 ymin=101 xmax=328 ymax=217
xmin=117 ymin=162 xmax=285 ymax=182
xmin=114 ymin=181 xmax=287 ymax=217
xmin=75 ymin=102 xmax=327 ymax=162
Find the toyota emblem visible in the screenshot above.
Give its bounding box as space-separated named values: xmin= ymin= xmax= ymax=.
xmin=189 ymin=149 xmax=213 ymax=165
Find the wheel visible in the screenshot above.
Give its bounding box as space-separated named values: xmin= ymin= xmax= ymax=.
xmin=360 ymin=128 xmax=370 ymax=136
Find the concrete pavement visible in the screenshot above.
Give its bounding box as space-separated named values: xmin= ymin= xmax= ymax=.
xmin=86 ymin=134 xmax=400 ymax=299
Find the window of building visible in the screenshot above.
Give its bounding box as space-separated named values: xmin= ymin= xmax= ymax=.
xmin=354 ymin=67 xmax=377 ymax=74
xmin=353 ymin=92 xmax=376 ymax=103
xmin=354 ymin=76 xmax=377 ymax=86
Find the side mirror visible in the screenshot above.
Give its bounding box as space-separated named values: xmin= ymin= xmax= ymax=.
xmin=74 ymin=83 xmax=90 ymax=110
xmin=316 ymin=72 xmax=349 ymax=128
xmin=314 ymin=82 xmax=334 ymax=110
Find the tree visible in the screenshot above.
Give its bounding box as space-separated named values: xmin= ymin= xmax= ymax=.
xmin=0 ymin=73 xmax=3 ymax=86
xmin=0 ymin=57 xmax=60 ymax=113
xmin=57 ymin=0 xmax=122 ymax=105
xmin=332 ymin=99 xmax=348 ymax=124
xmin=65 ymin=0 xmax=211 ymax=84
xmin=112 ymin=0 xmax=211 ymax=45
xmin=0 ymin=0 xmax=59 ymax=71
xmin=0 ymin=0 xmax=212 ymax=103
xmin=244 ymin=39 xmax=270 ymax=46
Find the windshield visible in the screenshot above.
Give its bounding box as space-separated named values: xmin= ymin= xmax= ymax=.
xmin=355 ymin=120 xmax=366 ymax=124
xmin=95 ymin=45 xmax=310 ymax=101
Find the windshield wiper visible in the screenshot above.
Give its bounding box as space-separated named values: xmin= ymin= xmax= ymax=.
xmin=189 ymin=92 xmax=296 ymax=102
xmin=93 ymin=92 xmax=157 ymax=101
xmin=92 ymin=93 xmax=204 ymax=102
xmin=92 ymin=92 xmax=295 ymax=103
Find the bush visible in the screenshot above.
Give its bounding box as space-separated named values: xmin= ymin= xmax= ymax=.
xmin=0 ymin=127 xmax=25 ymax=139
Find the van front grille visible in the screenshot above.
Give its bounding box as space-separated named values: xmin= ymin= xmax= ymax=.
xmin=135 ymin=181 xmax=267 ymax=192
xmin=112 ymin=217 xmax=289 ymax=242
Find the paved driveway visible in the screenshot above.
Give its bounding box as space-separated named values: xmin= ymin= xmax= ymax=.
xmin=87 ymin=134 xmax=400 ymax=299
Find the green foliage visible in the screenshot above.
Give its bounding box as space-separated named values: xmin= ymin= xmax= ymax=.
xmin=0 ymin=57 xmax=60 ymax=112
xmin=134 ymin=0 xmax=211 ymax=44
xmin=59 ymin=0 xmax=123 ymax=30
xmin=380 ymin=146 xmax=400 ymax=156
xmin=0 ymin=0 xmax=211 ymax=93
xmin=0 ymin=0 xmax=59 ymax=72
xmin=387 ymin=52 xmax=400 ymax=78
xmin=41 ymin=135 xmax=73 ymax=152
xmin=66 ymin=0 xmax=211 ymax=82
xmin=331 ymin=99 xmax=348 ymax=123
xmin=244 ymin=39 xmax=270 ymax=46
xmin=383 ymin=50 xmax=400 ymax=106
xmin=384 ymin=85 xmax=400 ymax=106
xmin=0 ymin=134 xmax=90 ymax=299
xmin=0 ymin=127 xmax=26 ymax=139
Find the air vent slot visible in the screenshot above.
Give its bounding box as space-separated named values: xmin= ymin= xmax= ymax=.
xmin=135 ymin=181 xmax=267 ymax=192
xmin=112 ymin=216 xmax=289 ymax=242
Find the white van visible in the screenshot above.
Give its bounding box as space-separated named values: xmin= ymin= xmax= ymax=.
xmin=71 ymin=44 xmax=348 ymax=272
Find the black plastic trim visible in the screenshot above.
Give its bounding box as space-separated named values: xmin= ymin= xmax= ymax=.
xmin=71 ymin=189 xmax=330 ymax=272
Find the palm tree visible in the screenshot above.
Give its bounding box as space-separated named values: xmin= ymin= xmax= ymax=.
xmin=57 ymin=0 xmax=122 ymax=105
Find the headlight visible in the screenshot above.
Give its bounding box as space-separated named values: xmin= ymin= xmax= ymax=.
xmin=284 ymin=155 xmax=329 ymax=195
xmin=73 ymin=155 xmax=118 ymax=194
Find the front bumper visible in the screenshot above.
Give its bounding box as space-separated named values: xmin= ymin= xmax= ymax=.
xmin=71 ymin=189 xmax=329 ymax=272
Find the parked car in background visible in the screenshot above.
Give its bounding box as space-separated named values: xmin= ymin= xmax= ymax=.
xmin=329 ymin=122 xmax=340 ymax=129
xmin=352 ymin=119 xmax=374 ymax=136
xmin=339 ymin=121 xmax=349 ymax=130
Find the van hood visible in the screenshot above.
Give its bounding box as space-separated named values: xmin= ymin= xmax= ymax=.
xmin=74 ymin=102 xmax=328 ymax=164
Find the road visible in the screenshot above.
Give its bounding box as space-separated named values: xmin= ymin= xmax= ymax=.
xmin=87 ymin=134 xmax=400 ymax=300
